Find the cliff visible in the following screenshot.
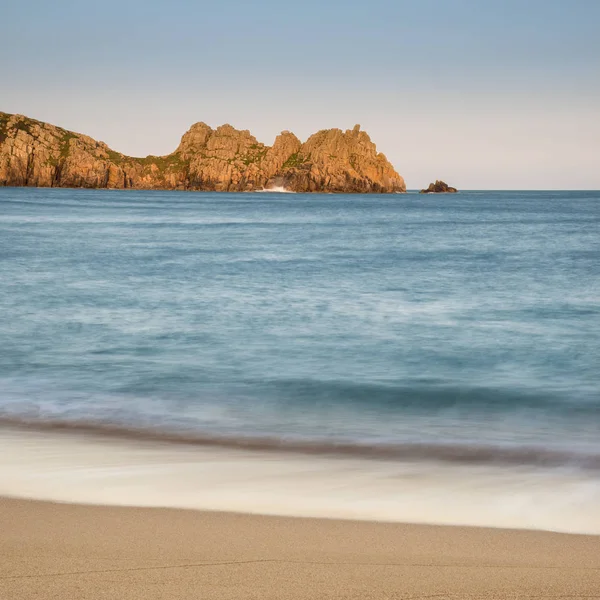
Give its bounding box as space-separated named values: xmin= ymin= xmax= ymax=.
xmin=0 ymin=112 xmax=405 ymax=193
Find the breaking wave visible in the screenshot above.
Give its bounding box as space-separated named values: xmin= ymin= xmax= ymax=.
xmin=2 ymin=416 xmax=600 ymax=471
xmin=257 ymin=185 xmax=296 ymax=193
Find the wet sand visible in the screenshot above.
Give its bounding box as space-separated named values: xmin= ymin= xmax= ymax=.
xmin=1 ymin=497 xmax=599 ymax=599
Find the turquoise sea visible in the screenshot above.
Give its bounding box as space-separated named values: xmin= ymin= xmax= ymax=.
xmin=0 ymin=188 xmax=599 ymax=533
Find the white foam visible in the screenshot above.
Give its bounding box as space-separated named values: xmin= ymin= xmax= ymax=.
xmin=1 ymin=426 xmax=599 ymax=535
xmin=256 ymin=186 xmax=296 ymax=193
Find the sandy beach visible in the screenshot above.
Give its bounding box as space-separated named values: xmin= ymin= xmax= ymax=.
xmin=1 ymin=497 xmax=599 ymax=599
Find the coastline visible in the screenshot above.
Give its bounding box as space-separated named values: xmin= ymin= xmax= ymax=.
xmin=2 ymin=497 xmax=599 ymax=599
xmin=0 ymin=113 xmax=406 ymax=193
xmin=2 ymin=424 xmax=600 ymax=536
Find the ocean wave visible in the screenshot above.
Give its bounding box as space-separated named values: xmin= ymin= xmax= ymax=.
xmin=253 ymin=379 xmax=600 ymax=412
xmin=2 ymin=416 xmax=600 ymax=470
xmin=256 ymin=186 xmax=296 ymax=193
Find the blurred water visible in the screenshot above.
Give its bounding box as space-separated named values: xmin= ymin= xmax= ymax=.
xmin=0 ymin=188 xmax=599 ymax=531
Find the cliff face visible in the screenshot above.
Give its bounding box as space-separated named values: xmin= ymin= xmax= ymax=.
xmin=0 ymin=112 xmax=405 ymax=193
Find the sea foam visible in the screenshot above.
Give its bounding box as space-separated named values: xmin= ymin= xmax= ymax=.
xmin=1 ymin=426 xmax=599 ymax=535
xmin=256 ymin=185 xmax=296 ymax=193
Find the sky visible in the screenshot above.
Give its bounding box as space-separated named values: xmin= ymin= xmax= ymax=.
xmin=1 ymin=0 xmax=599 ymax=189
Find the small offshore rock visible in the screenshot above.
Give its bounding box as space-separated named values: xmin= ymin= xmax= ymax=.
xmin=420 ymin=180 xmax=458 ymax=193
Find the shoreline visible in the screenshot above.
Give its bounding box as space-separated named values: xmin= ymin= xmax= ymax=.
xmin=2 ymin=424 xmax=600 ymax=536
xmin=3 ymin=417 xmax=599 ymax=469
xmin=3 ymin=492 xmax=600 ymax=537
xmin=2 ymin=496 xmax=599 ymax=599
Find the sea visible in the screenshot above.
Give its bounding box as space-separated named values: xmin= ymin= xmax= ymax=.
xmin=0 ymin=187 xmax=599 ymax=534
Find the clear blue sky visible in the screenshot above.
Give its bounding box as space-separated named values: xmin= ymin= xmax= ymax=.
xmin=2 ymin=0 xmax=599 ymax=189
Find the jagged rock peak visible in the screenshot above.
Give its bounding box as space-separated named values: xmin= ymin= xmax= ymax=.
xmin=0 ymin=111 xmax=406 ymax=193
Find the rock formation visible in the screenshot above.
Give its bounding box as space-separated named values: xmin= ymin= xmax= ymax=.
xmin=0 ymin=112 xmax=406 ymax=193
xmin=420 ymin=180 xmax=458 ymax=193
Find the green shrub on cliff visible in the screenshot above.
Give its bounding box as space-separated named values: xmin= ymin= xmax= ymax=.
xmin=282 ymin=153 xmax=307 ymax=169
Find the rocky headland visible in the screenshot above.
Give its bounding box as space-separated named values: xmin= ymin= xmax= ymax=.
xmin=420 ymin=180 xmax=458 ymax=193
xmin=0 ymin=113 xmax=405 ymax=193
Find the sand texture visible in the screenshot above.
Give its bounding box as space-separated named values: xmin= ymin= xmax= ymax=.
xmin=1 ymin=497 xmax=599 ymax=599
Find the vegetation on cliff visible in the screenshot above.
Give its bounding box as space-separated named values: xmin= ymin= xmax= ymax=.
xmin=0 ymin=112 xmax=405 ymax=193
